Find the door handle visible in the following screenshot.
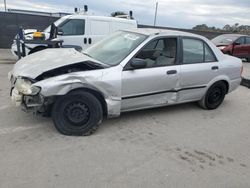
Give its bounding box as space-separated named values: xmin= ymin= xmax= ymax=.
xmin=211 ymin=66 xmax=219 ymax=70
xmin=167 ymin=70 xmax=177 ymax=75
xmin=84 ymin=38 xmax=87 ymax=44
xmin=88 ymin=38 xmax=92 ymax=44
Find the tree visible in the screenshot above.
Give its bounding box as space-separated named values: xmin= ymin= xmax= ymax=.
xmin=193 ymin=23 xmax=250 ymax=35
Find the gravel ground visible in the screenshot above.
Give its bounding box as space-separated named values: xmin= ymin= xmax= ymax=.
xmin=0 ymin=53 xmax=250 ymax=188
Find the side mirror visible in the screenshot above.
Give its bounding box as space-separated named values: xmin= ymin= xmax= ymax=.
xmin=57 ymin=28 xmax=63 ymax=35
xmin=130 ymin=58 xmax=147 ymax=69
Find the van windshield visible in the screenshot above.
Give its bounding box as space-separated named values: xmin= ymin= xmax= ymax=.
xmin=84 ymin=31 xmax=147 ymax=66
xmin=44 ymin=17 xmax=68 ymax=33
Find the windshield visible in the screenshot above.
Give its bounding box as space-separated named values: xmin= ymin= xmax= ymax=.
xmin=84 ymin=31 xmax=147 ymax=66
xmin=44 ymin=17 xmax=68 ymax=33
xmin=212 ymin=35 xmax=240 ymax=45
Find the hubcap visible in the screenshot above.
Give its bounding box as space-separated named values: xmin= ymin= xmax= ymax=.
xmin=64 ymin=102 xmax=90 ymax=126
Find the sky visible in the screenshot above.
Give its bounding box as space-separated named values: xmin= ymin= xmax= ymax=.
xmin=0 ymin=0 xmax=249 ymax=29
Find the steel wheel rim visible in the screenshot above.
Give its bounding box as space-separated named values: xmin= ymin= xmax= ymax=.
xmin=64 ymin=102 xmax=90 ymax=126
xmin=208 ymin=87 xmax=223 ymax=105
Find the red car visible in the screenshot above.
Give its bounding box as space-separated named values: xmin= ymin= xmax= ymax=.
xmin=212 ymin=34 xmax=250 ymax=61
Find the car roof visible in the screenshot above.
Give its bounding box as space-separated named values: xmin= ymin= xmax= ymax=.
xmin=123 ymin=28 xmax=206 ymax=39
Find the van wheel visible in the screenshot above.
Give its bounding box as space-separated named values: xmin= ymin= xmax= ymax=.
xmin=52 ymin=91 xmax=103 ymax=136
xmin=198 ymin=81 xmax=227 ymax=110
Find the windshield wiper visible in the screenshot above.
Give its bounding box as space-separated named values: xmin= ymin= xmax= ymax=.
xmin=82 ymin=53 xmax=110 ymax=68
xmin=82 ymin=52 xmax=93 ymax=58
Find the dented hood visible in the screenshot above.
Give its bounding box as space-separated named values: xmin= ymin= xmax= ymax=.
xmin=12 ymin=48 xmax=104 ymax=79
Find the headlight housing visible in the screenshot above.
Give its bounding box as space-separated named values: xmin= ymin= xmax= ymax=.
xmin=30 ymin=86 xmax=41 ymax=95
xmin=15 ymin=78 xmax=41 ymax=95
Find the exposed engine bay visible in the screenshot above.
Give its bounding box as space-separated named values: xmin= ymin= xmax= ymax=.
xmin=35 ymin=61 xmax=105 ymax=81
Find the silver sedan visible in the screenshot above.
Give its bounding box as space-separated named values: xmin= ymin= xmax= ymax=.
xmin=9 ymin=29 xmax=243 ymax=136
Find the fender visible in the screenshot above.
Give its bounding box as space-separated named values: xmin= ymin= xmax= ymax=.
xmin=33 ymin=73 xmax=122 ymax=118
xmin=205 ymin=74 xmax=231 ymax=93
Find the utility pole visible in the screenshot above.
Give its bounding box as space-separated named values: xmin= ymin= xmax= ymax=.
xmin=154 ymin=2 xmax=158 ymax=26
xmin=4 ymin=0 xmax=7 ymax=12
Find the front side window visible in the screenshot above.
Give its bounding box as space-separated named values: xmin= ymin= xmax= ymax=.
xmin=84 ymin=31 xmax=147 ymax=66
xmin=235 ymin=37 xmax=245 ymax=45
xmin=182 ymin=38 xmax=216 ymax=64
xmin=130 ymin=38 xmax=177 ymax=68
xmin=59 ymin=19 xmax=85 ymax=36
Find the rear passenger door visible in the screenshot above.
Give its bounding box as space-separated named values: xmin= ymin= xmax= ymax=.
xmin=179 ymin=37 xmax=218 ymax=101
xmin=241 ymin=37 xmax=250 ymax=60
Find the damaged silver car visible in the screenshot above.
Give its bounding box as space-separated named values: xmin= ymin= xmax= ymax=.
xmin=9 ymin=29 xmax=242 ymax=136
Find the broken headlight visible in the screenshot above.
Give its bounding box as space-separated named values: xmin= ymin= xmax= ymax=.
xmin=30 ymin=86 xmax=41 ymax=95
xmin=15 ymin=78 xmax=41 ymax=95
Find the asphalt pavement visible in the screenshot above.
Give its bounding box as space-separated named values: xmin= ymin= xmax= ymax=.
xmin=0 ymin=49 xmax=250 ymax=188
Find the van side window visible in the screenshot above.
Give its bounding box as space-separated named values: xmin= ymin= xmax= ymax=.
xmin=182 ymin=38 xmax=216 ymax=64
xmin=59 ymin=19 xmax=85 ymax=36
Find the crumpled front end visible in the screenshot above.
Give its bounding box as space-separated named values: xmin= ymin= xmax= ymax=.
xmin=9 ymin=76 xmax=46 ymax=113
xmin=9 ymin=64 xmax=123 ymax=118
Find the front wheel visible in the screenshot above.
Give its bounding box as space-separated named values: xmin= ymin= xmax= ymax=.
xmin=198 ymin=81 xmax=227 ymax=110
xmin=52 ymin=91 xmax=103 ymax=136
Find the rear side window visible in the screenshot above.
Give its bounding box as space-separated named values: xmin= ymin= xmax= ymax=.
xmin=246 ymin=37 xmax=250 ymax=44
xmin=59 ymin=19 xmax=85 ymax=35
xmin=182 ymin=38 xmax=216 ymax=64
xmin=204 ymin=43 xmax=216 ymax=62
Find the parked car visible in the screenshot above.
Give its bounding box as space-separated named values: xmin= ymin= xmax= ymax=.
xmin=212 ymin=34 xmax=250 ymax=61
xmin=9 ymin=29 xmax=243 ymax=136
xmin=11 ymin=14 xmax=137 ymax=57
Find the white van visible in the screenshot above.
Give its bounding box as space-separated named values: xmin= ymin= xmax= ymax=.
xmin=11 ymin=14 xmax=137 ymax=57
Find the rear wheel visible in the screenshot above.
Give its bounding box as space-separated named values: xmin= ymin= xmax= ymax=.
xmin=199 ymin=81 xmax=227 ymax=110
xmin=52 ymin=91 xmax=103 ymax=136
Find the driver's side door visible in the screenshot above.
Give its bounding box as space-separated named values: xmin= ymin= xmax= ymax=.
xmin=121 ymin=37 xmax=180 ymax=112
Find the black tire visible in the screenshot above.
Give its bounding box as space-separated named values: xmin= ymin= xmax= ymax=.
xmin=52 ymin=91 xmax=103 ymax=136
xmin=199 ymin=81 xmax=227 ymax=110
xmin=29 ymin=46 xmax=46 ymax=55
